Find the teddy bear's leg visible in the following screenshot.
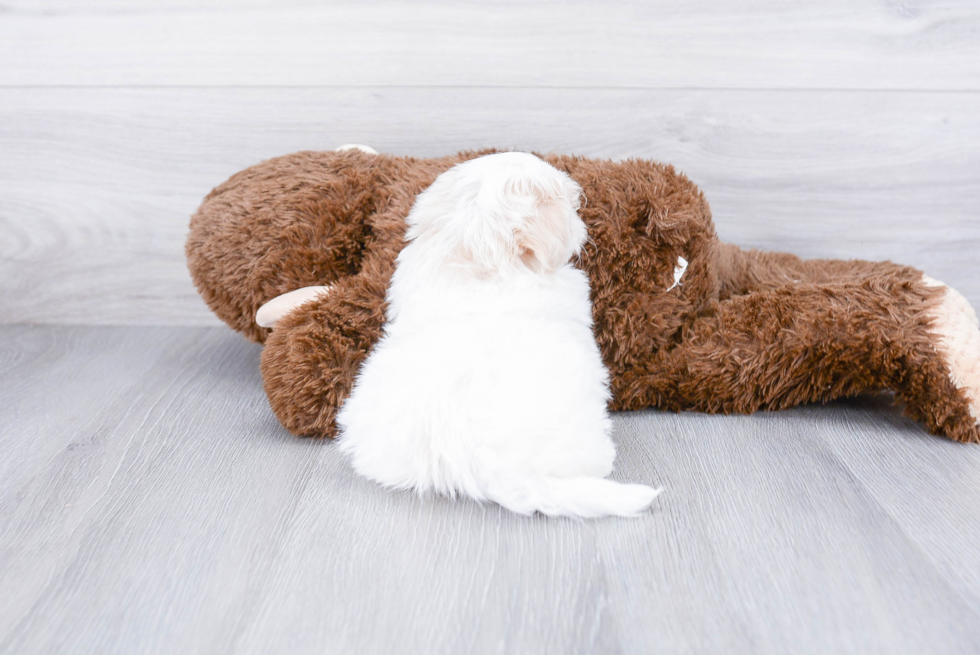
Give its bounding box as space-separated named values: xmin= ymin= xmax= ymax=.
xmin=706 ymin=244 xmax=980 ymax=439
xmin=712 ymin=243 xmax=906 ymax=297
xmin=648 ymin=266 xmax=980 ymax=443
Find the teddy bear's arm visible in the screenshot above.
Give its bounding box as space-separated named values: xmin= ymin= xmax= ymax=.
xmin=260 ymin=268 xmax=392 ymax=438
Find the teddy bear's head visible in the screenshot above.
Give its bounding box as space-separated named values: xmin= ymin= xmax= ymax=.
xmin=188 ymin=150 xmax=452 ymax=342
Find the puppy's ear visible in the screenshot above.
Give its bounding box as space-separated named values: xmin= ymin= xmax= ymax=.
xmin=517 ymin=179 xmax=586 ymax=273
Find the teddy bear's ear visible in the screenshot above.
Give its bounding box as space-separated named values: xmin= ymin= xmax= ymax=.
xmin=256 ymin=286 xmax=333 ymax=328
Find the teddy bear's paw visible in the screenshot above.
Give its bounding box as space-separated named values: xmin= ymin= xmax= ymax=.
xmin=923 ymin=275 xmax=980 ymax=429
xmin=256 ymin=285 xmax=334 ymax=328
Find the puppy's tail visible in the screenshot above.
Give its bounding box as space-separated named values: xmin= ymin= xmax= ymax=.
xmin=484 ymin=476 xmax=661 ymax=518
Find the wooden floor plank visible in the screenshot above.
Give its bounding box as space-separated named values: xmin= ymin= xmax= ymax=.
xmin=815 ymin=396 xmax=980 ymax=613
xmin=2 ymin=87 xmax=978 ymax=326
xmin=0 ymin=326 xmax=299 ymax=652
xmin=596 ymin=410 xmax=980 ymax=654
xmin=2 ymin=326 xmax=979 ymax=654
xmin=1 ymin=1 xmax=978 ymax=90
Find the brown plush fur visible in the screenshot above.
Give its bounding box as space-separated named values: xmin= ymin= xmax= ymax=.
xmin=186 ymin=150 xmax=980 ymax=443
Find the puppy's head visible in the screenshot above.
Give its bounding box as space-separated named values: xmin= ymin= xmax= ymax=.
xmin=406 ymin=152 xmax=586 ymax=274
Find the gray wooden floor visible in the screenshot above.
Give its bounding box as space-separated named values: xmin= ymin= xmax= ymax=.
xmin=2 ymin=326 xmax=980 ymax=654
xmin=2 ymin=1 xmax=980 ymax=653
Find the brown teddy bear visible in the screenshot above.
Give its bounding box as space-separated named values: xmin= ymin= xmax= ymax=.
xmin=186 ymin=148 xmax=980 ymax=443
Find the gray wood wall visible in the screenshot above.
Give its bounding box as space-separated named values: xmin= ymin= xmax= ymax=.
xmin=1 ymin=0 xmax=978 ymax=325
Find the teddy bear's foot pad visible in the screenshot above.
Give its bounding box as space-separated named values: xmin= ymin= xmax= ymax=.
xmin=334 ymin=144 xmax=379 ymax=155
xmin=924 ymin=275 xmax=980 ymax=429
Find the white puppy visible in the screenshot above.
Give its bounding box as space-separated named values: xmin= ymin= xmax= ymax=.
xmin=336 ymin=152 xmax=660 ymax=518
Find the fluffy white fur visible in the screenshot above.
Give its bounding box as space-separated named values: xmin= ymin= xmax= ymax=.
xmin=336 ymin=152 xmax=660 ymax=518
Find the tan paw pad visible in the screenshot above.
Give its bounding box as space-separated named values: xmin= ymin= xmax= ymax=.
xmin=923 ymin=275 xmax=980 ymax=425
